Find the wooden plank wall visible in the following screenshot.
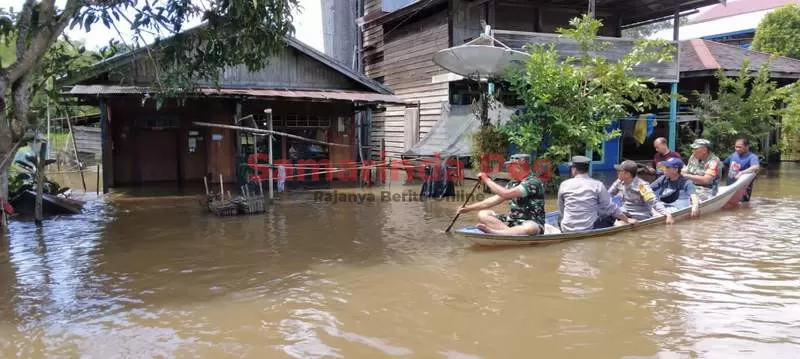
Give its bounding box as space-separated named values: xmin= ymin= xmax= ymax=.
xmin=537 ymin=6 xmax=619 ymax=36
xmin=451 ymin=0 xmax=486 ymax=46
xmin=363 ymin=0 xmax=385 ymax=80
xmin=72 ymin=126 xmax=101 ymax=156
xmin=108 ymin=46 xmax=365 ymax=91
xmin=365 ymin=9 xmax=450 ymax=159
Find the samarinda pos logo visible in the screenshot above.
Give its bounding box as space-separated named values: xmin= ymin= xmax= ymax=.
xmin=245 ymin=152 xmax=555 ymax=184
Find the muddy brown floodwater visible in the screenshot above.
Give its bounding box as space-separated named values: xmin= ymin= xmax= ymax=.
xmin=1 ymin=164 xmax=799 ymax=358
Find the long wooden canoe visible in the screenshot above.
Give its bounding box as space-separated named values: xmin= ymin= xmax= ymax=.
xmin=453 ymin=173 xmax=756 ymax=246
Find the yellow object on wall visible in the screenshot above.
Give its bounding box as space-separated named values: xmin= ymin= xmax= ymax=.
xmin=633 ymin=116 xmax=647 ymax=145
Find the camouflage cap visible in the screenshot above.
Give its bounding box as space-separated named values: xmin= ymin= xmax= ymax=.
xmin=690 ymin=138 xmax=712 ymax=149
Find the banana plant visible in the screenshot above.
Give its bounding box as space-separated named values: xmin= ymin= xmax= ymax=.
xmin=9 ymin=149 xmax=69 ymax=199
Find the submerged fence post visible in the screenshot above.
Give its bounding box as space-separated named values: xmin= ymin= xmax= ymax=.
xmin=35 ymin=139 xmax=47 ymax=226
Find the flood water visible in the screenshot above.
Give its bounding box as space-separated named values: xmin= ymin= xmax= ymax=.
xmin=1 ymin=163 xmax=800 ymax=358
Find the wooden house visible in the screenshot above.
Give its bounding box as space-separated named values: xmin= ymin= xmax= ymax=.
xmin=357 ymin=0 xmax=724 ymax=170
xmin=60 ymin=33 xmax=408 ymax=193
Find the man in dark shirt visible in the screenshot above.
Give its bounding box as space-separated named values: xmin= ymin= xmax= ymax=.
xmin=650 ymin=157 xmax=700 ymax=217
xmin=645 ymin=137 xmax=683 ymax=176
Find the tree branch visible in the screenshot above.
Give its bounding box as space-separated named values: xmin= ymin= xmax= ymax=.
xmin=10 ymin=73 xmax=32 ymax=141
xmin=15 ymin=0 xmax=36 ymax=61
xmin=38 ymin=0 xmax=57 ymax=29
xmin=7 ymin=0 xmax=83 ymax=83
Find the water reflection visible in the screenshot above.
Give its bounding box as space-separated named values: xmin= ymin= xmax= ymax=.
xmin=0 ymin=164 xmax=797 ymax=357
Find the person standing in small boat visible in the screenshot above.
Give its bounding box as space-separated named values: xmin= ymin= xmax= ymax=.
xmin=608 ymin=160 xmax=674 ymax=224
xmin=557 ymin=156 xmax=636 ymax=233
xmin=682 ymin=138 xmax=722 ymax=201
xmin=456 ymin=157 xmax=546 ymax=235
xmin=650 ymin=157 xmax=700 ymax=217
xmin=723 ymin=138 xmax=760 ymax=202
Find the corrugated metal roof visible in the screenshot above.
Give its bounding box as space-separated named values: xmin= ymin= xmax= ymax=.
xmin=679 ymin=39 xmax=800 ymax=78
xmin=66 ymin=85 xmax=411 ymax=105
xmin=199 ymin=88 xmax=410 ymax=105
xmin=58 ymin=26 xmax=393 ymax=96
xmin=690 ymin=0 xmax=800 ymax=24
xmin=363 ymin=0 xmax=723 ymax=28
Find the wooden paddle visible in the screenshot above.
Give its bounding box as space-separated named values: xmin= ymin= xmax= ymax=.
xmin=445 ymin=179 xmax=483 ymax=233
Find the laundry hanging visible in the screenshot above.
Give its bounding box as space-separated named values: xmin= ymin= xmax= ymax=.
xmin=633 ymin=116 xmax=647 ymax=145
xmin=645 ymin=113 xmax=657 ymax=138
xmin=632 ymin=113 xmax=656 ymax=145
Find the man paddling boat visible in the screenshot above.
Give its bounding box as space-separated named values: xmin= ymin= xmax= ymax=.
xmin=456 ymin=157 xmax=546 ymax=235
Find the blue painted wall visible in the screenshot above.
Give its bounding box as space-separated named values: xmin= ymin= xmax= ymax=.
xmin=505 ymin=120 xmax=622 ymax=177
xmin=555 ymin=120 xmax=621 ymax=175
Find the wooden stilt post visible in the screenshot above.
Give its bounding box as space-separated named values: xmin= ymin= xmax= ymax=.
xmin=266 ymin=108 xmax=274 ymax=200
xmin=35 ymin=138 xmax=46 ymax=226
xmin=66 ymin=115 xmax=87 ymax=192
xmin=668 ymin=6 xmax=680 ymax=151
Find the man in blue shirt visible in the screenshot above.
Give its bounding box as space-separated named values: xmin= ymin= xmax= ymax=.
xmin=650 ymin=157 xmax=700 ymax=218
xmin=723 ymin=138 xmax=760 ymax=202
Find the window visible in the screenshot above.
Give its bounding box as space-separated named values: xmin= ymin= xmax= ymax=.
xmin=572 ymin=143 xmax=604 ymax=162
xmin=449 ymin=80 xmax=524 ymax=107
xmin=382 ymin=0 xmax=417 ymax=12
xmin=134 ymin=116 xmax=179 ymax=130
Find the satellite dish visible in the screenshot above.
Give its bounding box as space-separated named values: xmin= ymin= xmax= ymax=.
xmin=432 ymin=39 xmax=529 ymax=79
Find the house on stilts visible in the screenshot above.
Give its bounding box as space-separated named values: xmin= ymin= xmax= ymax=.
xmin=59 ymin=27 xmax=409 ymax=194
xmin=357 ymin=0 xmax=728 ymax=180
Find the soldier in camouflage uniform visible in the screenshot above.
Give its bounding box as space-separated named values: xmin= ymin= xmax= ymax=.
xmin=682 ymin=138 xmax=722 ymax=201
xmin=457 ymin=156 xmax=546 ymax=235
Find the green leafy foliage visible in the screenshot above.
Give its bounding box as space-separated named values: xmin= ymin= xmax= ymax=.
xmin=0 ymin=35 xmax=113 ymax=123
xmin=65 ymin=0 xmax=298 ymax=106
xmin=469 ymin=85 xmax=509 ymax=171
xmin=776 ymin=82 xmax=800 ymax=158
xmin=9 ymin=148 xmax=67 ymax=198
xmin=752 ymin=4 xmax=800 ymax=60
xmin=470 ymin=123 xmax=508 ymax=172
xmin=502 ymin=14 xmax=675 ymax=165
xmin=690 ymin=60 xmax=785 ymax=157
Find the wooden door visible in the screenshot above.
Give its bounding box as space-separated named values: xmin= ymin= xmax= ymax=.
xmin=329 ymin=116 xmax=355 ymax=165
xmin=183 ymin=127 xmax=207 ymax=182
xmin=137 ymin=129 xmax=179 ymax=182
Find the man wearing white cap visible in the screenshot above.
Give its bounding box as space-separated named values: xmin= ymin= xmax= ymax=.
xmin=557 ymin=156 xmax=635 ymax=233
